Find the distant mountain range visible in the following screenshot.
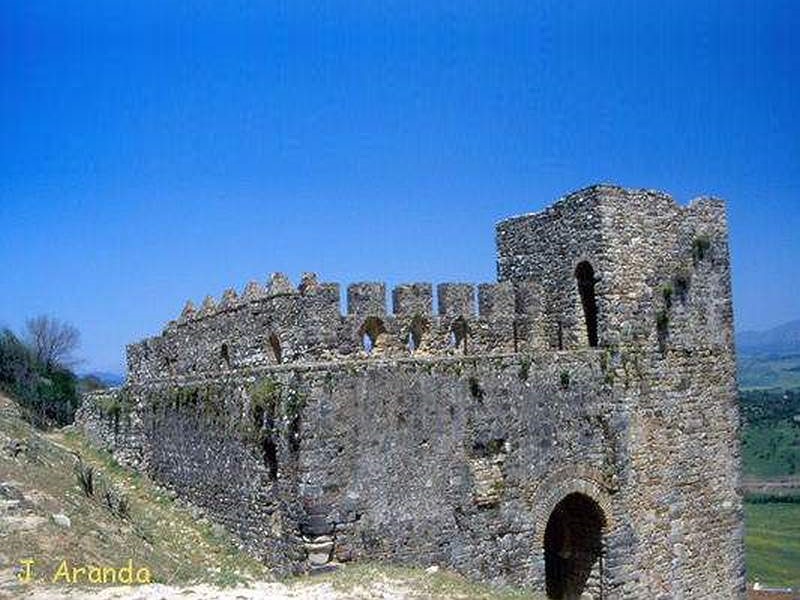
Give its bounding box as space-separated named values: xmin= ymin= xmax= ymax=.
xmin=736 ymin=319 xmax=800 ymax=389
xmin=737 ymin=319 xmax=800 ymax=356
xmin=80 ymin=371 xmax=125 ymax=387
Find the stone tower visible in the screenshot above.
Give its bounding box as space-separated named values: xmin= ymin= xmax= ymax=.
xmin=495 ymin=185 xmax=744 ymax=597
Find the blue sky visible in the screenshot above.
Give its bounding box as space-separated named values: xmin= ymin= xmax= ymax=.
xmin=1 ymin=1 xmax=798 ymax=373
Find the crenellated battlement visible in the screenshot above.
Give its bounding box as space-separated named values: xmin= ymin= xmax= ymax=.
xmin=169 ymin=276 xmax=531 ymax=325
xmin=126 ymin=273 xmax=549 ymax=383
xmin=126 ymin=184 xmax=733 ymax=389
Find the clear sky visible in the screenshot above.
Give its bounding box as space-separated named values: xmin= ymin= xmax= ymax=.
xmin=1 ymin=1 xmax=798 ymax=373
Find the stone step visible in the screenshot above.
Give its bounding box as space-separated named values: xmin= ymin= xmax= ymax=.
xmin=304 ymin=540 xmax=334 ymax=566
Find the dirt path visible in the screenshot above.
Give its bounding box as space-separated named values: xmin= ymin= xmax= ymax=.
xmin=2 ymin=580 xmax=409 ymax=600
xmin=1 ymin=569 xmax=421 ymax=600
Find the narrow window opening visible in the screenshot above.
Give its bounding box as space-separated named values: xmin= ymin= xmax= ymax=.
xmin=407 ymin=315 xmax=427 ymax=354
xmin=261 ymin=437 xmax=278 ymax=481
xmin=220 ymin=343 xmax=231 ymax=368
xmin=406 ymin=332 xmax=415 ymax=352
xmin=362 ymin=333 xmax=374 ymax=354
xmin=252 ymin=404 xmax=264 ymax=429
xmin=575 ymin=261 xmax=599 ymax=347
xmin=360 ymin=317 xmax=385 ymax=355
xmin=269 ymin=333 xmax=282 ymax=364
xmin=450 ymin=317 xmax=469 ymax=354
xmin=288 ymin=416 xmax=301 ymax=453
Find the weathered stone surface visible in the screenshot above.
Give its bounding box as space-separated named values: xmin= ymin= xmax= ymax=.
xmin=51 ymin=513 xmax=71 ymax=528
xmin=76 ymin=185 xmax=745 ymax=598
xmin=305 ymin=540 xmax=334 ymax=566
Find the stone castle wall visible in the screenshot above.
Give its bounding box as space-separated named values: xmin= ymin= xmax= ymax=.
xmin=77 ymin=185 xmax=745 ymax=599
xmin=124 ymin=276 xmax=547 ymax=384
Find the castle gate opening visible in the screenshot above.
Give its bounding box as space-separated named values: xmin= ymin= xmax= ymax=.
xmin=544 ymin=492 xmax=605 ymax=599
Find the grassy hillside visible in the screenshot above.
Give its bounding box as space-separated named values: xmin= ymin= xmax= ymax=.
xmin=0 ymin=389 xmax=267 ymax=593
xmin=740 ymin=388 xmax=800 ymax=479
xmin=745 ymin=501 xmax=800 ymax=590
xmin=738 ymin=386 xmax=800 ymax=589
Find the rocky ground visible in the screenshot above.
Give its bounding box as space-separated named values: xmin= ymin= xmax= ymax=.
xmin=0 ymin=563 xmax=541 ymax=600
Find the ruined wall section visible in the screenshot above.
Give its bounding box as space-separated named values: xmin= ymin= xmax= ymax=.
xmin=77 ymin=353 xmax=635 ymax=591
xmin=76 ymin=388 xmax=147 ymax=469
xmin=77 ymin=377 xmax=308 ymax=574
xmin=126 ymin=275 xmax=547 ymax=385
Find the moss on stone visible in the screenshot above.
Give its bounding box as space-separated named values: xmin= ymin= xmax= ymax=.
xmin=284 ymin=387 xmax=306 ymax=422
xmin=559 ymin=371 xmax=570 ymax=390
xmin=518 ymin=356 xmax=531 ymax=381
xmin=661 ymin=282 xmax=674 ymax=309
xmin=249 ymin=377 xmax=281 ymax=415
xmin=692 ymin=234 xmax=712 ymax=264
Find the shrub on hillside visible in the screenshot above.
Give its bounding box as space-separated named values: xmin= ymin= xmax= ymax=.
xmin=0 ymin=327 xmax=81 ymax=427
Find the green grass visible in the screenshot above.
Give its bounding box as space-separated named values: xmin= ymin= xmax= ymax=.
xmin=745 ymin=501 xmax=800 ymax=589
xmin=739 ymin=387 xmax=800 ymax=479
xmin=742 ymin=420 xmax=800 ymax=478
xmin=0 ymin=391 xmax=267 ymax=592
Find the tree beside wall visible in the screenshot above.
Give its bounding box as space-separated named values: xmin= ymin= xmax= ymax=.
xmin=0 ymin=316 xmax=82 ymax=428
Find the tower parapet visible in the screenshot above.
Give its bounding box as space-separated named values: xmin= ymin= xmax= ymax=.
xmin=496 ymin=184 xmax=733 ymax=353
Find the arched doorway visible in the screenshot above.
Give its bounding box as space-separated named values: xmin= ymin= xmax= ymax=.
xmin=359 ymin=316 xmax=386 ymax=355
xmin=544 ymin=492 xmax=605 ymax=599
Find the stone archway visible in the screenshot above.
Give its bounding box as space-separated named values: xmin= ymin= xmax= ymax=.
xmin=543 ymin=492 xmax=606 ymax=600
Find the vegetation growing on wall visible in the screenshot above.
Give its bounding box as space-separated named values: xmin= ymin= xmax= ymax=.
xmin=660 ymin=282 xmax=674 ymax=310
xmin=518 ymin=356 xmax=532 ymax=381
xmin=94 ymin=389 xmax=135 ymax=433
xmin=599 ymin=347 xmax=616 ymax=386
xmin=692 ymin=234 xmax=712 ymax=265
xmin=284 ymin=385 xmax=306 ymax=453
xmin=241 ymin=376 xmax=308 ymax=475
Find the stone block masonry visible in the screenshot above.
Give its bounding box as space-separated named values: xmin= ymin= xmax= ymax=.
xmin=77 ymin=185 xmax=746 ymax=599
